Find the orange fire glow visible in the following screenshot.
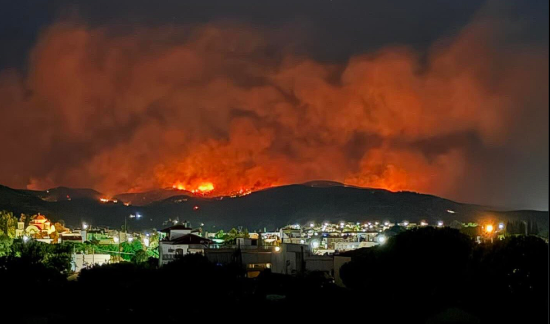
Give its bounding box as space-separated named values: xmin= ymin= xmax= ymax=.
xmin=10 ymin=19 xmax=547 ymax=200
xmin=197 ymin=182 xmax=214 ymax=192
xmin=172 ymin=181 xmax=215 ymax=195
xmin=172 ymin=183 xmax=186 ymax=191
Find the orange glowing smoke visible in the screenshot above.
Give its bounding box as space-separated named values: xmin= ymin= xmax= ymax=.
xmin=197 ymin=182 xmax=214 ymax=193
xmin=0 ymin=14 xmax=546 ymax=200
xmin=172 ymin=181 xmax=215 ymax=195
xmin=172 ymin=183 xmax=186 ymax=191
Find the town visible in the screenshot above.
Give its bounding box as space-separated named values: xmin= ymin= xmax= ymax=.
xmin=0 ymin=210 xmax=542 ymax=279
xmin=1 ymin=208 xmax=546 ymax=323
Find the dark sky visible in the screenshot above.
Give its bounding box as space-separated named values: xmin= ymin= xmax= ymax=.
xmin=0 ymin=0 xmax=548 ymax=210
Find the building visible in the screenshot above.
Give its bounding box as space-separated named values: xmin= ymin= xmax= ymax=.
xmin=72 ymin=253 xmax=112 ymax=272
xmin=333 ymin=248 xmax=376 ymax=287
xmin=204 ymin=241 xmax=335 ymax=278
xmin=334 ymin=254 xmax=353 ymax=287
xmin=15 ymin=214 xmax=57 ymax=239
xmin=158 ymin=225 xmax=212 ymax=266
xmin=59 ymin=231 xmax=84 ymax=243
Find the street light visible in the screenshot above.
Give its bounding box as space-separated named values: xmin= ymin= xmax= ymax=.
xmin=378 ymin=235 xmax=386 ymax=244
xmin=311 ymin=240 xmax=320 ymax=249
xmin=437 ymin=221 xmax=444 ymax=227
xmin=82 ymin=223 xmax=89 ymax=230
xmin=23 ymin=235 xmax=29 ymax=243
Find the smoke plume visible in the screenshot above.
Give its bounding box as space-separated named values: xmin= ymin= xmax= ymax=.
xmin=0 ymin=11 xmax=547 ymax=207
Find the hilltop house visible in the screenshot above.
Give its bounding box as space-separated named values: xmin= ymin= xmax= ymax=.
xmin=158 ymin=225 xmax=212 ymax=266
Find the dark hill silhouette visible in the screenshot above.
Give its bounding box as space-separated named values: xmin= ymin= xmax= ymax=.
xmin=23 ymin=186 xmax=102 ymax=202
xmin=114 ymin=188 xmax=193 ymax=206
xmin=0 ymin=183 xmax=547 ymax=234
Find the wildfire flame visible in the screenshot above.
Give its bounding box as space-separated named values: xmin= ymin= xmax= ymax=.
xmin=197 ymin=182 xmax=214 ymax=192
xmin=172 ymin=183 xmax=186 ymax=191
xmin=172 ymin=181 xmax=215 ymax=195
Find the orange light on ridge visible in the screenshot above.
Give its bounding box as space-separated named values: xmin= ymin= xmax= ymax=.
xmin=172 ymin=182 xmax=186 ymax=190
xmin=197 ymin=182 xmax=214 ymax=192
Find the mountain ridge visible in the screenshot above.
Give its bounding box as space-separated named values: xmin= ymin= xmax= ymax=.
xmin=0 ymin=183 xmax=547 ymax=235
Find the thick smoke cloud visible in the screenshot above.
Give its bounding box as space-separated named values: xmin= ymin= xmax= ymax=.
xmin=0 ymin=6 xmax=547 ymax=209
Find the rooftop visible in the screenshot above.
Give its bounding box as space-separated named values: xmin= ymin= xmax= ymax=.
xmin=159 ymin=224 xmax=193 ymax=233
xmin=168 ymin=234 xmax=212 ymax=245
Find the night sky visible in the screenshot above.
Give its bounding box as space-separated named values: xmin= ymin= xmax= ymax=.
xmin=0 ymin=0 xmax=548 ymax=210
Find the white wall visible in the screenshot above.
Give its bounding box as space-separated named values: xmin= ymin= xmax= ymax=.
xmin=159 ymin=243 xmax=190 ymax=266
xmin=170 ymin=229 xmax=191 ymax=240
xmin=72 ymin=254 xmax=111 ymax=272
xmin=334 ymin=255 xmax=352 ymax=287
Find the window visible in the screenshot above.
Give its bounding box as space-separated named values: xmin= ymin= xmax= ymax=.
xmin=247 ymin=263 xmax=271 ymax=270
xmin=175 ymin=248 xmax=184 ymax=255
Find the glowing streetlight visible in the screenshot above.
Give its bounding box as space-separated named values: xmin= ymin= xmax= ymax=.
xmin=485 ymin=224 xmax=494 ymax=234
xmin=378 ymin=235 xmax=386 ymax=244
xmin=274 ymin=246 xmax=281 ymax=252
xmin=498 ymin=223 xmax=504 ymax=230
xmin=23 ymin=235 xmax=29 ymax=243
xmin=311 ymin=240 xmax=320 ymax=249
xmin=82 ymin=223 xmax=89 ymax=230
xmin=403 ymin=221 xmax=409 ymax=226
xmin=437 ymin=221 xmax=444 ymax=227
xmin=310 ymin=223 xmax=314 ymax=228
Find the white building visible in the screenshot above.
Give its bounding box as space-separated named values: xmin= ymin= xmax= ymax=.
xmin=158 ymin=225 xmax=212 ymax=266
xmin=72 ymin=253 xmax=112 ymax=272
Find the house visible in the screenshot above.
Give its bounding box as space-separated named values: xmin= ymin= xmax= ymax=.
xmin=204 ymin=241 xmax=335 ymax=278
xmin=205 ymin=244 xmax=274 ymax=278
xmin=59 ymin=231 xmax=84 ymax=243
xmin=72 ymin=253 xmax=112 ymax=272
xmin=333 ymin=248 xmax=373 ymax=287
xmin=158 ymin=225 xmax=212 ymax=266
